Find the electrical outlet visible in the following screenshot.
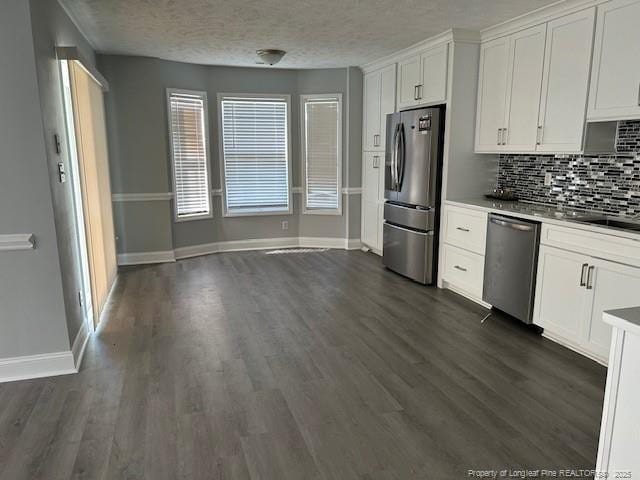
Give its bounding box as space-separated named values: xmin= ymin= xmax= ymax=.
xmin=281 ymin=221 xmax=289 ymax=230
xmin=544 ymin=172 xmax=553 ymax=187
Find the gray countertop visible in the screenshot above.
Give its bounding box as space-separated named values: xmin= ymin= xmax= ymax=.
xmin=445 ymin=198 xmax=640 ymax=241
xmin=603 ymin=308 xmax=640 ymax=337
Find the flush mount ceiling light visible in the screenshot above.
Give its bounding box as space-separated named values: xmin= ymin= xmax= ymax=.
xmin=256 ymin=49 xmax=286 ymax=66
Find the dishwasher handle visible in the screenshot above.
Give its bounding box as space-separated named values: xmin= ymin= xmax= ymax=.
xmin=489 ymin=215 xmax=535 ymax=232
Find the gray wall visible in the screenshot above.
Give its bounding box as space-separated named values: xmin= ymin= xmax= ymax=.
xmin=0 ymin=0 xmax=70 ymax=358
xmin=29 ymin=0 xmax=98 ymax=346
xmin=99 ymin=55 xmax=363 ymax=255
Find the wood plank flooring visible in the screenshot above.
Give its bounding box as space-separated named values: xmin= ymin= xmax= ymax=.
xmin=0 ymin=249 xmax=606 ymax=479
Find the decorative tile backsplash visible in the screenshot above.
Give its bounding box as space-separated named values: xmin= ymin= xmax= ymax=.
xmin=497 ymin=121 xmax=640 ymax=216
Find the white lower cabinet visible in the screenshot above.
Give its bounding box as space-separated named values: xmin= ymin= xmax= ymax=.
xmin=442 ymin=244 xmax=485 ymax=299
xmin=534 ymin=244 xmax=640 ymax=363
xmin=361 ymin=152 xmax=383 ymax=253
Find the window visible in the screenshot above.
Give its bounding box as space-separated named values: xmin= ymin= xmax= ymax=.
xmin=219 ymin=94 xmax=291 ymax=216
xmin=301 ymin=94 xmax=342 ymax=214
xmin=167 ymin=89 xmax=212 ymax=220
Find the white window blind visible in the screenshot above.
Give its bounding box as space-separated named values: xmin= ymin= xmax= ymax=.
xmin=302 ymin=95 xmax=342 ymax=213
xmin=220 ymin=95 xmax=290 ymax=215
xmin=167 ymin=89 xmax=211 ymax=220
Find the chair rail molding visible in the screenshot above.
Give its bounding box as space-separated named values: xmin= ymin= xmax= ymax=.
xmin=0 ymin=234 xmax=35 ymax=251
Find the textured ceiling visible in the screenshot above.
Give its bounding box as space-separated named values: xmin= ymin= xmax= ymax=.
xmin=60 ymin=0 xmax=560 ymax=68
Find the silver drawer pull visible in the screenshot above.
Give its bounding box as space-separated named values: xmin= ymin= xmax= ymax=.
xmin=586 ymin=265 xmax=595 ymax=290
xmin=454 ymin=265 xmax=468 ymax=272
xmin=456 ymin=226 xmax=470 ymax=232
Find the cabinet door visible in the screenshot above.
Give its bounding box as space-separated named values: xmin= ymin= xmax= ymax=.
xmin=533 ymin=245 xmax=590 ymax=344
xmin=419 ymin=43 xmax=448 ymax=105
xmin=588 ymin=0 xmax=640 ymax=120
xmin=397 ymin=55 xmax=421 ymax=110
xmin=584 ymin=259 xmax=640 ymax=360
xmin=378 ymin=64 xmax=396 ymax=152
xmin=361 ymin=152 xmax=381 ymax=250
xmin=363 ymin=70 xmax=382 ymax=151
xmin=475 ymin=37 xmax=510 ymax=153
xmin=537 ymin=8 xmax=595 ymax=153
xmin=503 ymin=24 xmax=546 ymax=152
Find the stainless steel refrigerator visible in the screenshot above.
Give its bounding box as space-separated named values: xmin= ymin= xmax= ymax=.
xmin=383 ymin=107 xmax=444 ymax=284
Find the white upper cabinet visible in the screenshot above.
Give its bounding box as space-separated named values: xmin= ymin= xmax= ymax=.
xmin=363 ymin=64 xmax=396 ymax=151
xmin=420 ymin=44 xmax=449 ymax=105
xmin=475 ymin=37 xmax=510 ymax=152
xmin=397 ymin=55 xmax=421 ymax=110
xmin=588 ymin=0 xmax=640 ymax=121
xmin=503 ymin=24 xmax=546 ymax=152
xmin=397 ymin=44 xmax=448 ymax=110
xmin=537 ymin=8 xmax=595 ymax=153
xmin=475 ymin=10 xmax=596 ymax=154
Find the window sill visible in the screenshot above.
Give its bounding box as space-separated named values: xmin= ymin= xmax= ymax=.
xmin=174 ymin=212 xmax=213 ymax=223
xmin=224 ymin=207 xmax=293 ymax=217
xmin=303 ymin=208 xmax=343 ymax=216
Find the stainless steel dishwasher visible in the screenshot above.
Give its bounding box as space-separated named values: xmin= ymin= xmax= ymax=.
xmin=483 ymin=214 xmax=541 ymax=324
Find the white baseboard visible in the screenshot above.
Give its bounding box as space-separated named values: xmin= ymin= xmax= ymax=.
xmin=71 ymin=320 xmax=90 ymax=371
xmin=175 ymin=237 xmax=299 ymax=260
xmin=120 ymin=237 xmax=363 ymax=265
xmin=117 ymin=250 xmax=176 ymax=266
xmin=542 ymin=331 xmax=608 ymax=366
xmin=0 ymin=351 xmax=76 ymax=383
xmin=442 ymin=281 xmax=492 ymax=309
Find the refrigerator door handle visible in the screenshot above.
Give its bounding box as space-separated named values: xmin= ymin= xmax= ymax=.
xmin=396 ymin=123 xmax=406 ymax=192
xmin=391 ymin=123 xmax=400 ymax=190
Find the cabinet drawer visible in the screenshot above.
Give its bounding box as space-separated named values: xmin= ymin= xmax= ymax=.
xmin=443 ymin=206 xmax=488 ymax=254
xmin=442 ymin=244 xmax=485 ymax=299
xmin=541 ymin=224 xmax=640 ymax=268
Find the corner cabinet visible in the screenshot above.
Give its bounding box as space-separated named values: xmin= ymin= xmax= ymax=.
xmin=587 ymin=0 xmax=640 ymax=121
xmin=396 ymin=43 xmax=448 ymax=110
xmin=533 ymin=224 xmax=640 ymax=364
xmin=475 ymin=8 xmax=595 ymax=153
xmin=361 ymin=65 xmax=396 ymax=254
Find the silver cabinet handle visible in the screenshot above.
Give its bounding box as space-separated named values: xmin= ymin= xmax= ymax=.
xmin=456 ymin=226 xmax=470 ymax=232
xmin=502 ymin=127 xmax=508 ymax=145
xmin=414 ymin=85 xmax=420 ymax=101
xmin=586 ymin=265 xmax=595 ymax=289
xmin=373 ymin=134 xmax=380 ymax=147
xmin=497 ymin=128 xmax=502 ymax=145
xmin=373 ymin=155 xmax=379 ymax=168
xmin=580 ymin=263 xmax=588 ymax=286
xmin=536 ymin=125 xmax=543 ymax=145
xmin=454 ymin=265 xmax=468 ymax=272
xmin=417 ymin=84 xmax=423 ymax=100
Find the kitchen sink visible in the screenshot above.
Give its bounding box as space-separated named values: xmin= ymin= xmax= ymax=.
xmin=575 ymin=216 xmax=640 ymax=231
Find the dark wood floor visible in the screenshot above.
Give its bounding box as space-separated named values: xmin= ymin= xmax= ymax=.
xmin=0 ymin=249 xmax=606 ymax=479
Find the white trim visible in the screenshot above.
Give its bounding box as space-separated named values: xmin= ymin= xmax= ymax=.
xmin=71 ymin=320 xmax=90 ymax=370
xmin=442 ymin=281 xmax=493 ymax=309
xmin=300 ymin=93 xmax=343 ymax=216
xmin=55 ymin=47 xmax=108 ymax=91
xmin=291 ymin=186 xmax=303 ymax=194
xmin=341 ymin=187 xmax=362 ymax=195
xmin=361 ymin=28 xmax=479 ymax=74
xmin=167 ymin=88 xmax=213 ymax=222
xmin=0 ymin=351 xmax=76 ymax=383
xmin=217 ymin=93 xmax=293 ymax=217
xmin=0 ymin=234 xmax=35 ymax=251
xmin=117 ymin=250 xmax=176 ymax=266
xmin=480 ymin=0 xmax=602 ymax=41
xmin=541 ymin=330 xmax=608 ymax=366
xmin=112 ymin=192 xmax=173 ymax=202
xmin=118 ymin=237 xmax=363 ymax=264
xmin=211 ymin=188 xmax=223 ymax=196
xmin=175 ymin=237 xmax=299 ymax=259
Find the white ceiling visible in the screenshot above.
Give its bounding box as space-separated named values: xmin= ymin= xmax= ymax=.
xmin=60 ymin=0 xmax=560 ymax=69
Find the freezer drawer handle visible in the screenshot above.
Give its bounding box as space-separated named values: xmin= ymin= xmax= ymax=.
xmin=385 ymin=222 xmax=433 ymax=236
xmin=453 ymin=265 xmax=468 ymax=272
xmin=490 ymin=217 xmax=534 ymax=232
xmin=455 ymin=226 xmax=470 ymax=232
